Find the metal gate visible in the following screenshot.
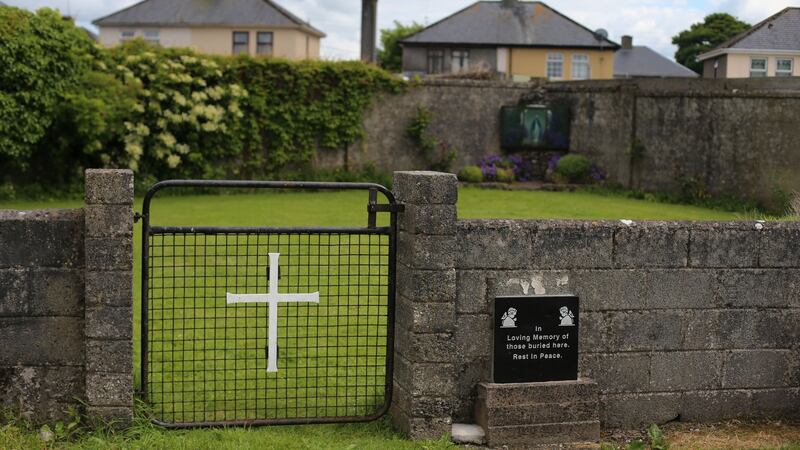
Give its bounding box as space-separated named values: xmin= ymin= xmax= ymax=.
xmin=140 ymin=180 xmax=400 ymax=427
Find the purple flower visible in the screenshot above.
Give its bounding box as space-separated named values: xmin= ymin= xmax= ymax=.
xmin=590 ymin=165 xmax=606 ymax=181
xmin=547 ymin=155 xmax=562 ymax=172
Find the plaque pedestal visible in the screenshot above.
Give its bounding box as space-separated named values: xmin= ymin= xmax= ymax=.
xmin=475 ymin=379 xmax=600 ymax=448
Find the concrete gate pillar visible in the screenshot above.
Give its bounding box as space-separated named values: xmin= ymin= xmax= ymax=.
xmin=390 ymin=171 xmax=459 ymax=439
xmin=83 ymin=169 xmax=135 ymax=424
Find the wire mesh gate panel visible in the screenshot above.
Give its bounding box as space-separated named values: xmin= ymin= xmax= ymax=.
xmin=140 ymin=181 xmax=399 ymax=427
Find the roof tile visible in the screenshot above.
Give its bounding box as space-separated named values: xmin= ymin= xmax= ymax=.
xmin=93 ymin=0 xmax=324 ymax=37
xmin=401 ymin=1 xmax=617 ymax=49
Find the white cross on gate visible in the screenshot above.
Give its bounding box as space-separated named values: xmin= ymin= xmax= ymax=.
xmin=226 ymin=253 xmax=320 ymax=373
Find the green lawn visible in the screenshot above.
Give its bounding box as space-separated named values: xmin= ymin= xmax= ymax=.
xmin=0 ymin=188 xmax=746 ymax=449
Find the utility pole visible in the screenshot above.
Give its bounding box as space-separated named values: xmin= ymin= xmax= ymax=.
xmin=360 ymin=0 xmax=378 ymax=63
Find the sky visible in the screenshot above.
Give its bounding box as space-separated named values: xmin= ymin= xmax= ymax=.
xmin=4 ymin=0 xmax=800 ymax=60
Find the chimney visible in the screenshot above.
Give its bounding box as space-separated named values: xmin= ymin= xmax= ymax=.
xmin=361 ymin=0 xmax=378 ymax=63
xmin=502 ymin=0 xmax=518 ymax=6
xmin=621 ymin=35 xmax=633 ymax=50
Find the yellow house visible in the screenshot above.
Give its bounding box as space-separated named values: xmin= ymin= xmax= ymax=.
xmin=400 ymin=1 xmax=618 ymax=80
xmin=93 ymin=0 xmax=325 ymax=60
xmin=698 ymin=8 xmax=800 ymax=79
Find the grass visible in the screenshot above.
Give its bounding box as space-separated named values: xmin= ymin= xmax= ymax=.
xmin=602 ymin=420 xmax=800 ymax=450
xmin=1 ymin=414 xmax=457 ymax=450
xmin=0 ymin=187 xmax=784 ymax=449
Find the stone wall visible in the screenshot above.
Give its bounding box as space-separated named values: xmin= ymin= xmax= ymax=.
xmin=328 ymin=78 xmax=800 ymax=209
xmin=0 ymin=170 xmax=134 ymax=424
xmin=391 ymin=171 xmax=800 ymax=437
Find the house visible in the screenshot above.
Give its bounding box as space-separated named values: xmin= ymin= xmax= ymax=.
xmin=614 ymin=35 xmax=698 ymax=78
xmin=93 ymin=0 xmax=325 ymax=60
xmin=697 ymin=8 xmax=800 ymax=79
xmin=399 ymin=0 xmax=619 ymax=81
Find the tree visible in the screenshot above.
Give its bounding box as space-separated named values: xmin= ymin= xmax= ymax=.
xmin=672 ymin=13 xmax=751 ymax=74
xmin=377 ymin=21 xmax=424 ymax=73
xmin=0 ymin=7 xmax=95 ymax=172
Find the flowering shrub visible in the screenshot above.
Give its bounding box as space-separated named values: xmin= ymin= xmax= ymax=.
xmin=98 ymin=43 xmax=248 ymax=179
xmin=478 ymin=155 xmax=534 ymax=182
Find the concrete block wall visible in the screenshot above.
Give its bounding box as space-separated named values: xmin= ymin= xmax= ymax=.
xmin=456 ymin=220 xmax=799 ymax=428
xmin=392 ymin=171 xmax=800 ymax=434
xmin=0 ymin=170 xmax=134 ymax=424
xmin=0 ymin=210 xmax=85 ymax=421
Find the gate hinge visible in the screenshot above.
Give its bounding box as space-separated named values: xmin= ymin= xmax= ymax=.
xmin=133 ymin=212 xmax=143 ymax=223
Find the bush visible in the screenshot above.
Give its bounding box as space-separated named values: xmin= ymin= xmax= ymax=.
xmin=0 ymin=7 xmax=95 ymax=174
xmin=555 ymin=154 xmax=592 ymax=182
xmin=458 ymin=166 xmax=483 ymax=183
xmin=496 ymin=168 xmax=515 ymax=183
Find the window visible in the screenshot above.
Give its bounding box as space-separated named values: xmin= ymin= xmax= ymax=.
xmin=750 ymin=58 xmax=767 ymax=77
xmin=571 ymin=54 xmax=591 ymax=80
xmin=120 ymin=30 xmax=135 ymax=43
xmin=427 ymin=49 xmax=444 ymax=74
xmin=451 ymin=50 xmax=470 ymax=73
xmin=776 ymin=58 xmax=793 ymax=77
xmin=257 ymin=32 xmax=273 ymax=56
xmin=546 ymin=53 xmax=564 ymax=79
xmin=143 ymin=30 xmax=160 ymax=45
xmin=233 ymin=31 xmax=250 ymax=55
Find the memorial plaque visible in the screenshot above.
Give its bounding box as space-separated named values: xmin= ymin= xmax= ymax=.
xmin=493 ymin=296 xmax=579 ymax=383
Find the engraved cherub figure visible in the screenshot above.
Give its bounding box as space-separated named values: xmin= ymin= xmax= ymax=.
xmin=501 ymin=307 xmax=518 ymax=328
xmin=559 ymin=306 xmax=575 ymax=326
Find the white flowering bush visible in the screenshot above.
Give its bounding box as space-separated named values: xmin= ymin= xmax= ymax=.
xmin=101 ymin=42 xmax=248 ymax=178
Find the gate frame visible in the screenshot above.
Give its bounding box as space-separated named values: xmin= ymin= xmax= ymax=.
xmin=140 ymin=180 xmax=402 ymax=428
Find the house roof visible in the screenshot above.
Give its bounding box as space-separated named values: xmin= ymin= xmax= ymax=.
xmin=401 ymin=1 xmax=618 ymax=49
xmin=615 ymin=46 xmax=698 ymax=78
xmin=93 ymin=0 xmax=325 ymax=37
xmin=698 ymin=7 xmax=800 ymax=60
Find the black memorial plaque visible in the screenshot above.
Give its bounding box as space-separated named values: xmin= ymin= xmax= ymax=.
xmin=493 ymin=296 xmax=579 ymax=383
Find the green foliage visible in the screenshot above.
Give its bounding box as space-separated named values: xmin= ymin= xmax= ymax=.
xmin=555 ymin=154 xmax=592 ymax=183
xmin=672 ymin=13 xmax=751 ymax=74
xmin=377 ymin=21 xmax=424 ymax=72
xmin=496 ymin=168 xmax=515 ymax=183
xmin=407 ymin=106 xmax=457 ymax=172
xmin=0 ymin=7 xmax=95 ymax=171
xmin=0 ymin=15 xmax=405 ymax=187
xmin=230 ymin=56 xmax=404 ymax=178
xmin=648 ymin=424 xmax=669 ymax=450
xmin=458 ymin=166 xmax=484 ymax=183
xmin=772 ymin=186 xmax=795 ymax=216
xmin=627 ymin=138 xmax=646 ymax=162
xmin=600 ymin=425 xmax=669 ymax=450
